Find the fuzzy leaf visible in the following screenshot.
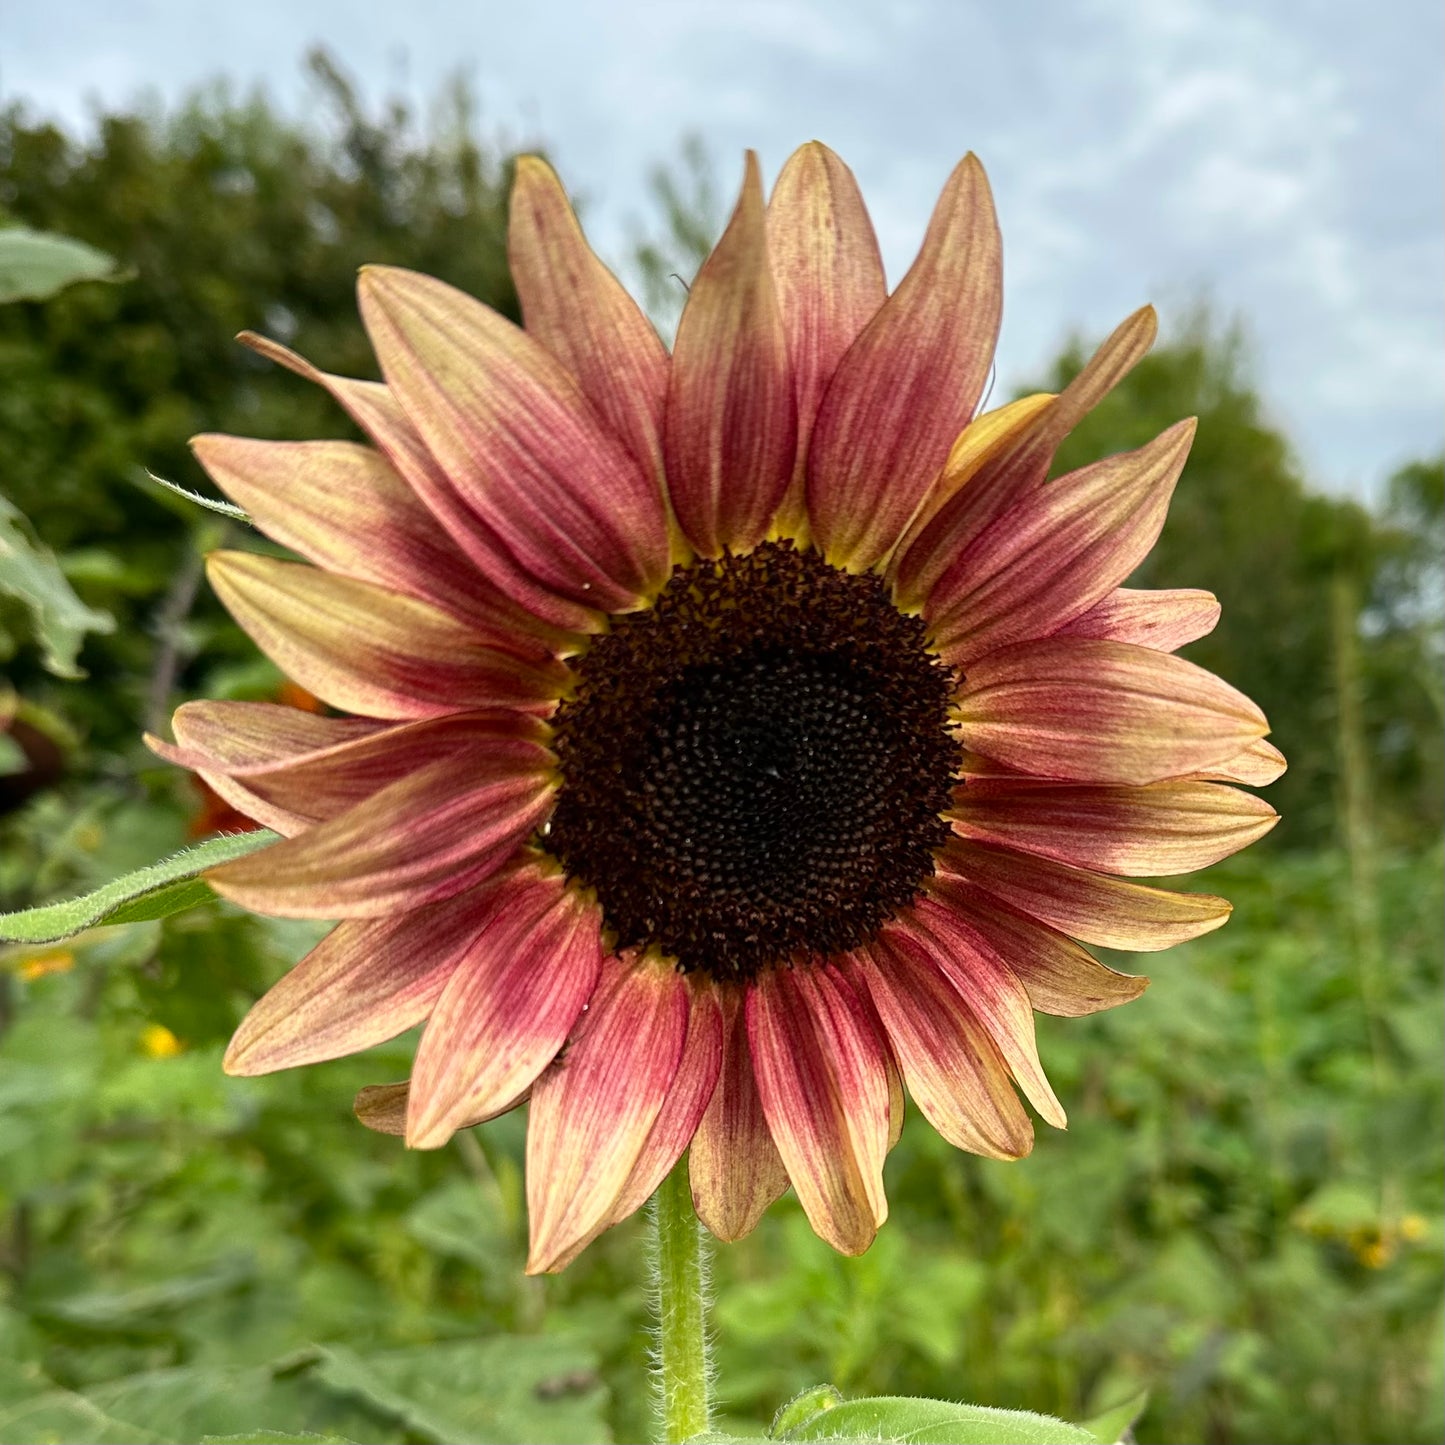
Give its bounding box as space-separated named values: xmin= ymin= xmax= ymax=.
xmin=0 ymin=226 xmax=127 ymax=303
xmin=200 ymin=1434 xmax=358 ymax=1444
xmin=1079 ymin=1391 xmax=1149 ymax=1444
xmin=308 ymin=1337 xmax=609 ymax=1444
xmin=774 ymin=1394 xmax=1098 ymax=1444
xmin=0 ymin=494 xmax=116 ymax=678
xmin=0 ymin=830 xmax=279 ymax=944
xmin=146 ymin=468 xmax=252 ymax=521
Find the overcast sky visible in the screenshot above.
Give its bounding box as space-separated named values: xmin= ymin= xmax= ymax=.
xmin=4 ymin=0 xmax=1441 ymax=503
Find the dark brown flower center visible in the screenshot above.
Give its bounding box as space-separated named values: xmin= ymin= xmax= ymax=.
xmin=545 ymin=540 xmax=959 ymax=981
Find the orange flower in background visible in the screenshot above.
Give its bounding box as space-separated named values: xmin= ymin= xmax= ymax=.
xmin=148 ymin=144 xmax=1283 ymax=1273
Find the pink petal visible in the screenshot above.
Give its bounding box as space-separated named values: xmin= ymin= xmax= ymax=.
xmin=927 ymin=419 xmax=1197 ymax=666
xmin=808 ymin=154 xmax=1001 ymax=572
xmin=845 ymin=939 xmax=1032 ymax=1159
xmin=1055 ymin=586 xmax=1221 ymax=652
xmin=223 ymin=888 xmax=491 ymax=1075
xmin=525 ymin=956 xmax=691 ymax=1273
xmin=690 ymin=987 xmax=789 ymax=1242
xmin=951 ymin=778 xmax=1279 ymax=876
xmin=939 ymin=836 xmax=1233 ymax=951
xmin=192 ymin=435 xmax=553 ymax=649
xmin=899 ymin=394 xmax=1055 ymax=551
xmin=899 ymin=893 xmax=1066 ymax=1128
xmin=922 ymin=878 xmax=1148 ymax=1016
xmin=894 ymin=306 xmax=1157 ymax=606
xmin=207 ymin=552 xmax=567 ymax=720
xmin=161 ymin=710 xmax=550 ymax=833
xmin=407 ymin=866 xmax=603 ymax=1148
xmin=164 ymin=700 xmax=385 ymax=764
xmin=766 ymin=141 xmax=886 ymax=538
xmin=747 ymin=964 xmax=890 ymax=1255
xmin=237 ymin=331 xmax=596 ymax=639
xmin=1181 ymin=737 xmax=1288 ymax=787
xmin=359 ymin=266 xmax=669 ymax=612
xmin=204 ymin=741 xmax=555 ymax=919
xmin=664 ymin=152 xmax=796 ymax=558
xmin=148 ymin=703 xmax=387 ymax=836
xmin=509 ymin=155 xmax=671 ymax=489
xmin=606 ymin=981 xmax=725 ymax=1231
xmin=954 ymin=635 xmax=1270 ymax=785
xmin=353 ymin=1080 xmax=528 ymax=1137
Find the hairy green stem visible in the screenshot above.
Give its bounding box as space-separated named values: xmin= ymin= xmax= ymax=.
xmin=649 ymin=1155 xmax=713 ymax=1443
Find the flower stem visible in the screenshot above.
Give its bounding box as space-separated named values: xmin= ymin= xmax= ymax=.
xmin=649 ymin=1155 xmax=713 ymax=1443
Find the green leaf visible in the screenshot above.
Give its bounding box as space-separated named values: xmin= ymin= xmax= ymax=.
xmin=0 ymin=226 xmax=128 ymax=302
xmin=1079 ymin=1390 xmax=1149 ymax=1444
xmin=0 ymin=493 xmax=115 ymax=678
xmin=36 ymin=1258 xmax=255 ymax=1330
xmin=200 ymin=1434 xmax=357 ymax=1444
xmin=309 ymin=1337 xmax=609 ymax=1445
xmin=0 ymin=731 xmax=25 ymax=777
xmin=0 ymin=830 xmax=279 ymax=945
xmin=771 ymin=1386 xmax=845 ymax=1438
xmin=145 ymin=469 xmax=251 ymax=522
xmin=774 ymin=1395 xmax=1098 ymax=1444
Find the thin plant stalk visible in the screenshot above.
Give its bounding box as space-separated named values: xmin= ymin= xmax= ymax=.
xmin=648 ymin=1155 xmax=713 ymax=1443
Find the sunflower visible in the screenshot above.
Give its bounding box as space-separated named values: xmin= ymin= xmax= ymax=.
xmin=150 ymin=144 xmax=1283 ymax=1273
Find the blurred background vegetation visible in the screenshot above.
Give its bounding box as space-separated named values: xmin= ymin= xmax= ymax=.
xmin=1 ymin=54 xmax=1441 ymax=1445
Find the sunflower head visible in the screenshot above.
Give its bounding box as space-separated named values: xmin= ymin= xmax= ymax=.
xmin=150 ymin=143 xmax=1283 ymax=1272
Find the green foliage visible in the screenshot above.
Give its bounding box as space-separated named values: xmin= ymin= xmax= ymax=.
xmin=0 ymin=226 xmax=127 ymax=304
xmin=1 ymin=836 xmax=1438 ymax=1444
xmin=0 ymin=51 xmax=519 ymax=749
xmin=0 ymin=493 xmax=115 ymax=679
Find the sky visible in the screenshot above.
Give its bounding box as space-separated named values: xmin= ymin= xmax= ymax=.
xmin=4 ymin=0 xmax=1442 ymax=504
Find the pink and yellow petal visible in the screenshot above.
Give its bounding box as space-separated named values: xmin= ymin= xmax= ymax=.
xmin=765 ymin=141 xmax=886 ymax=537
xmin=208 ymin=552 xmax=567 ymax=720
xmin=1055 ymin=586 xmax=1221 ymax=652
xmin=808 ymin=154 xmax=1001 ymax=572
xmin=604 ymin=980 xmax=726 ymax=1234
xmin=900 ymin=894 xmax=1066 ymax=1128
xmin=954 ymin=636 xmax=1270 ymax=786
xmin=846 ymin=937 xmax=1032 ymax=1159
xmin=950 ymin=778 xmax=1279 ymax=876
xmin=510 ymin=155 xmax=671 ymax=489
xmin=204 ymin=741 xmax=555 ymax=918
xmin=1181 ymin=737 xmax=1289 ymax=787
xmin=895 ymin=393 xmax=1055 ymax=558
xmin=192 ymin=434 xmax=549 ymax=647
xmin=353 ymin=1080 xmax=528 ymax=1137
xmin=223 ymin=888 xmax=492 ymax=1075
xmin=690 ymin=987 xmax=790 ymax=1242
xmin=160 ymin=710 xmax=552 ymax=831
xmin=237 ymin=331 xmax=596 ymax=639
xmin=747 ymin=964 xmax=890 ymax=1255
xmin=406 ymin=866 xmax=603 ymax=1148
xmin=895 ymin=306 xmax=1156 ymax=603
xmin=665 ymin=153 xmax=796 ymax=558
xmin=939 ymin=837 xmax=1232 ymax=951
xmin=923 ymin=879 xmax=1147 ymax=1017
xmin=359 ymin=266 xmax=669 ymax=610
xmin=925 ymin=419 xmax=1197 ymax=665
xmin=524 ymin=955 xmax=692 ymax=1274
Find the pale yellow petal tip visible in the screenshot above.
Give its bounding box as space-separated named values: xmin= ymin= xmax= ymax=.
xmin=221 ymin=1036 xmax=260 ymax=1077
